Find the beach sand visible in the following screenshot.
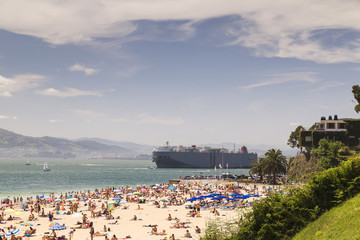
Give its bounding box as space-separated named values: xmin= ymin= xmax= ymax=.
xmin=0 ymin=180 xmax=273 ymax=240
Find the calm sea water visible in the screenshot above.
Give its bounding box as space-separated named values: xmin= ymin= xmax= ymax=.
xmin=0 ymin=158 xmax=249 ymax=200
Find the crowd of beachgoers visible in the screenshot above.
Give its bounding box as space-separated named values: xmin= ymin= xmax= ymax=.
xmin=0 ymin=180 xmax=281 ymax=240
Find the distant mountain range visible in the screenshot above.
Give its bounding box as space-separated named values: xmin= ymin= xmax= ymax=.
xmin=0 ymin=128 xmax=154 ymax=159
xmin=0 ymin=128 xmax=296 ymax=159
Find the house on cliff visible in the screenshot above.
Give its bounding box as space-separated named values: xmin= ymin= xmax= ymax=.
xmin=299 ymin=115 xmax=360 ymax=148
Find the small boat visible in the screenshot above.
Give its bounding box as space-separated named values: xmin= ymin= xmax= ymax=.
xmin=25 ymin=159 xmax=31 ymax=165
xmin=43 ymin=163 xmax=51 ymax=171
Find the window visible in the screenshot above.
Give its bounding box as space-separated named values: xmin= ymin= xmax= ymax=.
xmin=305 ymin=136 xmax=312 ymax=142
xmin=327 ymin=123 xmax=335 ymax=129
xmin=338 ymin=123 xmax=346 ymax=129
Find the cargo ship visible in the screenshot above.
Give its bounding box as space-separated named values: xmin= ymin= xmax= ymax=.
xmin=152 ymin=142 xmax=257 ymax=168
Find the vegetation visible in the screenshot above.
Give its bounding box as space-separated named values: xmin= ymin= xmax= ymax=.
xmin=293 ymin=192 xmax=360 ymax=240
xmin=353 ymin=84 xmax=360 ymax=113
xmin=249 ymin=149 xmax=287 ymax=184
xmin=287 ymin=125 xmax=314 ymax=158
xmin=263 ymin=149 xmax=287 ymax=184
xmin=202 ymin=153 xmax=360 ymax=240
xmin=249 ymin=157 xmax=266 ymax=181
xmin=312 ymin=139 xmax=351 ymax=169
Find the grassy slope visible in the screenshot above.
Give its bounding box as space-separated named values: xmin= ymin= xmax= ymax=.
xmin=293 ymin=192 xmax=360 ymax=240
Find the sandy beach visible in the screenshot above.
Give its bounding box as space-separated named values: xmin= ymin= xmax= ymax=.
xmin=0 ymin=180 xmax=273 ymax=240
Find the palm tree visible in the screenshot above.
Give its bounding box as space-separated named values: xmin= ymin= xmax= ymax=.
xmin=249 ymin=157 xmax=266 ymax=181
xmin=263 ymin=149 xmax=287 ymax=184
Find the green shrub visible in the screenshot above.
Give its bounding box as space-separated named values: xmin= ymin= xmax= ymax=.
xmin=204 ymin=154 xmax=360 ymax=240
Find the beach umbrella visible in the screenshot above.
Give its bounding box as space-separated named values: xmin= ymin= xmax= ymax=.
xmin=39 ymin=196 xmax=45 ymax=199
xmin=112 ymin=197 xmax=121 ymax=201
xmin=1 ymin=203 xmax=9 ymax=206
xmin=6 ymin=229 xmax=21 ymax=237
xmin=21 ymin=222 xmax=33 ymax=226
xmin=47 ymin=222 xmax=54 ymax=227
xmin=211 ymin=193 xmax=221 ymax=196
xmin=141 ymin=189 xmax=147 ymax=192
xmin=120 ymin=200 xmax=128 ymax=204
xmin=127 ymin=193 xmax=133 ymax=196
xmin=49 ymin=222 xmax=66 ymax=231
xmin=71 ymin=213 xmax=82 ymax=218
xmin=138 ymin=197 xmax=146 ymax=200
xmin=4 ymin=209 xmax=15 ymax=213
xmin=187 ymin=198 xmax=197 ymax=202
xmin=161 ymin=199 xmax=168 ymax=202
xmin=229 ymin=193 xmax=240 ymax=197
xmin=14 ymin=211 xmax=25 ymax=216
xmin=20 ymin=202 xmax=28 ymax=206
xmin=133 ymin=192 xmax=141 ymax=195
xmin=55 ymin=199 xmax=62 ymax=202
xmin=108 ymin=200 xmax=116 ymax=204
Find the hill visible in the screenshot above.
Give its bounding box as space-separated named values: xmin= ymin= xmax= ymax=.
xmin=0 ymin=128 xmax=139 ymax=158
xmin=293 ymin=192 xmax=360 ymax=240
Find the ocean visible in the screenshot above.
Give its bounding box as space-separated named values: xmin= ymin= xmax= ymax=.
xmin=0 ymin=158 xmax=249 ymax=200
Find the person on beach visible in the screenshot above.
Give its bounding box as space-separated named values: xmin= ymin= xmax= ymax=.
xmin=184 ymin=229 xmax=192 ymax=238
xmin=111 ymin=234 xmax=117 ymax=240
xmin=49 ymin=230 xmax=57 ymax=240
xmin=130 ymin=215 xmax=137 ymax=221
xmin=90 ymin=226 xmax=95 ymax=240
xmin=195 ymin=226 xmax=201 ymax=233
xmin=169 ymin=233 xmax=176 ymax=240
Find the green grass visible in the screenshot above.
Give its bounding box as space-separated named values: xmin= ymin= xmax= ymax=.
xmin=293 ymin=192 xmax=360 ymax=240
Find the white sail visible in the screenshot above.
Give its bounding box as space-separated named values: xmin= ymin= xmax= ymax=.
xmin=43 ymin=163 xmax=50 ymax=171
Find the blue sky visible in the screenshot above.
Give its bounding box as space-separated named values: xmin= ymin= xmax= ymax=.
xmin=0 ymin=1 xmax=359 ymax=150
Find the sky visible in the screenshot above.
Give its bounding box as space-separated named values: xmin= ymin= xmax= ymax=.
xmin=0 ymin=0 xmax=360 ymax=150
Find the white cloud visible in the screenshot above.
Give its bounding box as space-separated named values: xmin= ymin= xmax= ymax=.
xmin=69 ymin=64 xmax=99 ymax=75
xmin=137 ymin=113 xmax=184 ymax=125
xmin=239 ymin=72 xmax=318 ymax=89
xmin=0 ymin=115 xmax=17 ymax=120
xmin=36 ymin=87 xmax=102 ymax=97
xmin=1 ymin=1 xmax=360 ymax=63
xmin=0 ymin=74 xmax=46 ymax=97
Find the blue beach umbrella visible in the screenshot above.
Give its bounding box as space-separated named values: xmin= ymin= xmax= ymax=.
xmin=187 ymin=198 xmax=197 ymax=202
xmin=211 ymin=193 xmax=221 ymax=196
xmin=49 ymin=222 xmax=67 ymax=231
xmin=229 ymin=193 xmax=240 ymax=197
xmin=6 ymin=229 xmax=21 ymax=237
xmin=112 ymin=197 xmax=121 ymax=201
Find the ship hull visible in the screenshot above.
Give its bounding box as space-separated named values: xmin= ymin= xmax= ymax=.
xmin=153 ymin=151 xmax=257 ymax=168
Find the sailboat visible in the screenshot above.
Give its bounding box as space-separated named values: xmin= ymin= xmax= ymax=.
xmin=43 ymin=162 xmax=51 ymax=171
xmin=25 ymin=159 xmax=31 ymax=165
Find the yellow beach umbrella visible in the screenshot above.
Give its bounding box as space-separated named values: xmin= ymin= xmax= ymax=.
xmin=14 ymin=211 xmax=25 ymax=216
xmin=4 ymin=209 xmax=15 ymax=213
